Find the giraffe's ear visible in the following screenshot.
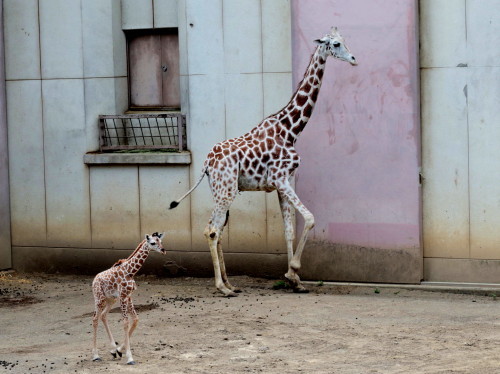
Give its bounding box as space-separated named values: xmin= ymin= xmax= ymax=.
xmin=158 ymin=232 xmax=164 ymax=240
xmin=145 ymin=234 xmax=150 ymax=241
xmin=314 ymin=37 xmax=329 ymax=45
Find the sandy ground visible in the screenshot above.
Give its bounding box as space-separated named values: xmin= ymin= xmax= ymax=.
xmin=1 ymin=272 xmax=500 ymax=374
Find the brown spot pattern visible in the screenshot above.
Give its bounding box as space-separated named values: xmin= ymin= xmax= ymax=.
xmin=198 ymin=42 xmax=327 ymax=235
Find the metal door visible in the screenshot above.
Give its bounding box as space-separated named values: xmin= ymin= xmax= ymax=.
xmin=128 ymin=30 xmax=180 ymax=109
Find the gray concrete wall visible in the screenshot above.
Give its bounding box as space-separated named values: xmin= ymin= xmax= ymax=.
xmin=179 ymin=0 xmax=292 ymax=256
xmin=421 ymin=0 xmax=500 ymax=282
xmin=5 ymin=0 xmax=292 ymax=276
xmin=5 ymin=0 xmax=127 ymax=253
xmin=0 ymin=0 xmax=12 ymax=269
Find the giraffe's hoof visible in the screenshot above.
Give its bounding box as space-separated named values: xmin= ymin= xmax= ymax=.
xmin=220 ymin=289 xmax=238 ymax=297
xmin=92 ymin=357 xmax=102 ymax=362
xmin=293 ymin=285 xmax=309 ymax=294
xmin=231 ymin=286 xmax=242 ymax=293
xmin=117 ymin=350 xmax=123 ymax=358
xmin=284 ymin=272 xmax=300 ymax=285
xmin=127 ymin=361 xmax=136 ymax=365
xmin=218 ymin=286 xmax=238 ymax=297
xmin=111 ymin=352 xmax=117 ymax=358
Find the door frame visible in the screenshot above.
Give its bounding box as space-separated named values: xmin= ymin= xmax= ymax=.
xmin=0 ymin=0 xmax=12 ymax=270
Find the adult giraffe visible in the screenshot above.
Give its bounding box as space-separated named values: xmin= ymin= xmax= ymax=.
xmin=170 ymin=27 xmax=357 ymax=296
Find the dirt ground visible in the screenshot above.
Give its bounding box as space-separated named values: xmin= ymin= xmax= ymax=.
xmin=1 ymin=272 xmax=500 ymax=374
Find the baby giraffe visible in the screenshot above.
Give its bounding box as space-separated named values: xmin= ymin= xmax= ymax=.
xmin=92 ymin=232 xmax=166 ymax=365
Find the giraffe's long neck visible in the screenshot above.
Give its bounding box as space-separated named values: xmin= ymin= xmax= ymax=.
xmin=277 ymin=46 xmax=327 ymax=143
xmin=122 ymin=240 xmax=150 ymax=276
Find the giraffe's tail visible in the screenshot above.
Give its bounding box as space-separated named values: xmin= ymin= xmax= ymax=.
xmin=169 ymin=167 xmax=207 ymax=209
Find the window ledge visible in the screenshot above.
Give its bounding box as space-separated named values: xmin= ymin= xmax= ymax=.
xmin=84 ymin=151 xmax=191 ymax=165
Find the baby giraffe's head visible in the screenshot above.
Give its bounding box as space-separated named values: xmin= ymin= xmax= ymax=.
xmin=145 ymin=232 xmax=166 ymax=254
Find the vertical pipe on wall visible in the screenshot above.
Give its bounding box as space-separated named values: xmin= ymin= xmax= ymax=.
xmin=0 ymin=0 xmax=13 ymax=269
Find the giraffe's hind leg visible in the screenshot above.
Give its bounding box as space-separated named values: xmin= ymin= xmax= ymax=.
xmin=205 ymin=206 xmax=239 ymax=296
xmin=217 ymin=211 xmax=241 ymax=293
xmin=217 ymin=236 xmax=242 ymax=293
xmin=205 ymin=173 xmax=238 ymax=297
xmin=205 ymin=220 xmax=237 ymax=297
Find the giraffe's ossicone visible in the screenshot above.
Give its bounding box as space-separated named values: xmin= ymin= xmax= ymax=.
xmin=170 ymin=27 xmax=357 ymax=297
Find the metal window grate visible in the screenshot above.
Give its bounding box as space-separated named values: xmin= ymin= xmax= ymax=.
xmin=99 ymin=113 xmax=187 ymax=152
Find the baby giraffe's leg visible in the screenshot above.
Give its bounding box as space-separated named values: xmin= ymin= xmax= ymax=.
xmin=92 ymin=300 xmax=105 ymax=362
xmin=117 ymin=299 xmax=138 ymax=359
xmin=120 ymin=296 xmax=135 ymax=365
xmin=100 ymin=300 xmax=120 ymax=358
xmin=126 ymin=298 xmax=139 ymax=340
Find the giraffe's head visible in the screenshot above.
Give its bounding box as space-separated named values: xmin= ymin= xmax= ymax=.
xmin=314 ymin=27 xmax=357 ymax=66
xmin=145 ymin=232 xmax=166 ymax=254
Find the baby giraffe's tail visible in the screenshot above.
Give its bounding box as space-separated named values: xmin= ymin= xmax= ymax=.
xmin=169 ymin=167 xmax=207 ymax=209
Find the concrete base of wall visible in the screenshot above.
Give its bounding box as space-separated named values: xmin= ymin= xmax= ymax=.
xmin=424 ymin=258 xmax=500 ymax=284
xmin=12 ymin=243 xmax=427 ymax=284
xmin=12 ymin=246 xmax=288 ymax=279
xmin=300 ymin=240 xmax=423 ymax=284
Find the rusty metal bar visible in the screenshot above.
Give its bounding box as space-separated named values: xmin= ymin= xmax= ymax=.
xmin=154 ymin=116 xmax=164 ymax=145
xmin=99 ymin=113 xmax=180 ymax=119
xmin=112 ymin=118 xmax=121 ymax=146
xmin=137 ymin=118 xmax=146 ymax=146
xmin=99 ymin=117 xmax=105 ymax=151
xmin=122 ymin=118 xmax=129 ymax=146
xmin=98 ymin=114 xmax=186 ymax=151
xmin=164 ymin=117 xmax=172 ymax=144
xmin=177 ymin=113 xmax=183 ymax=151
xmin=99 ymin=144 xmax=176 ymax=151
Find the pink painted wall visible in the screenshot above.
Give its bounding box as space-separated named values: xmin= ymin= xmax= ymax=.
xmin=292 ymin=0 xmax=420 ymax=250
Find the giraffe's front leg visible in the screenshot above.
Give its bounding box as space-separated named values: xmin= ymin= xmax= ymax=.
xmin=119 ymin=297 xmax=136 ymax=365
xmin=125 ymin=298 xmax=139 ymax=340
xmin=100 ymin=300 xmax=120 ymax=358
xmin=278 ymin=192 xmax=295 ymax=265
xmin=92 ymin=286 xmax=109 ymax=362
xmin=278 ymin=192 xmax=307 ymax=292
xmin=276 ymin=182 xmax=313 ymax=293
xmin=92 ymin=306 xmax=103 ymax=362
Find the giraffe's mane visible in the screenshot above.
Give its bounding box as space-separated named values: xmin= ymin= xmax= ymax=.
xmin=263 ymin=45 xmax=321 ymax=122
xmin=112 ymin=239 xmax=147 ymax=267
